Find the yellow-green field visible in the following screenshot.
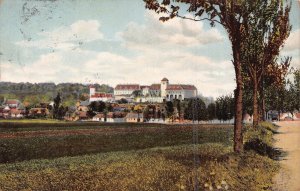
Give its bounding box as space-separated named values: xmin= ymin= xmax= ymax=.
xmin=0 ymin=121 xmax=279 ymax=190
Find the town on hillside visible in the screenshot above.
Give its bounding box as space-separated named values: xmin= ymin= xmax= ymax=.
xmin=1 ymin=78 xmax=299 ymax=123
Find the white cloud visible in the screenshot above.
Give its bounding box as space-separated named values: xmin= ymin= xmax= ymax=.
xmin=79 ymin=49 xmax=235 ymax=98
xmin=15 ymin=20 xmax=103 ymax=51
xmin=283 ymin=29 xmax=300 ymax=52
xmin=119 ymin=11 xmax=224 ymax=50
xmin=7 ymin=14 xmax=234 ymax=98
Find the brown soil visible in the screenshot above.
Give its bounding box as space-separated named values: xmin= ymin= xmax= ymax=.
xmin=0 ymin=125 xmax=224 ymax=139
xmin=273 ymin=121 xmax=300 ymax=191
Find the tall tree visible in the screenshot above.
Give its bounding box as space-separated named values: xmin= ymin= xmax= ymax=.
xmin=144 ymin=0 xmax=269 ymax=152
xmin=240 ymin=1 xmax=291 ymax=127
xmin=285 ymin=69 xmax=300 ymax=117
xmin=144 ymin=0 xmax=292 ymax=152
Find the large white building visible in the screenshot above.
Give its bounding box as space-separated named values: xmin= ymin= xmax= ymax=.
xmin=114 ymin=84 xmax=140 ymax=96
xmin=89 ymin=85 xmax=114 ymax=103
xmin=113 ymin=78 xmax=197 ymax=102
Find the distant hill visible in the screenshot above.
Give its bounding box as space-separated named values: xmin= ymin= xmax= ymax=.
xmin=0 ymin=82 xmax=113 ymax=107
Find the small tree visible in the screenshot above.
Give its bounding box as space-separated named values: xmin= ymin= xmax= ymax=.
xmin=207 ymin=103 xmax=216 ymax=122
xmin=165 ymin=101 xmax=174 ymax=120
xmin=198 ymin=99 xmax=207 ymax=122
xmin=53 ymin=93 xmax=61 ymax=119
xmin=143 ymin=105 xmax=151 ymax=121
xmin=173 ymin=99 xmax=182 ymax=120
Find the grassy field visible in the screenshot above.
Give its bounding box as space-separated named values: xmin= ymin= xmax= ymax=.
xmin=0 ymin=121 xmax=279 ymax=190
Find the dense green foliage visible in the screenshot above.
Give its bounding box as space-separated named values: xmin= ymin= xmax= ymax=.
xmin=0 ymin=82 xmax=113 ymax=107
xmin=215 ymin=95 xmax=235 ymax=122
xmin=184 ymin=98 xmax=208 ymax=121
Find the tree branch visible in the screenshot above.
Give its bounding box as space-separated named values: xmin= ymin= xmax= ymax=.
xmin=176 ymin=14 xmax=224 ymax=26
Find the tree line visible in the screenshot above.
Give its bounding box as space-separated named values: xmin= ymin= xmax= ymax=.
xmin=144 ymin=0 xmax=296 ymax=152
xmin=0 ymin=82 xmax=113 ymax=108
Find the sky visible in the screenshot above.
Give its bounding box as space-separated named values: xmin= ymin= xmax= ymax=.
xmin=0 ymin=0 xmax=299 ymax=98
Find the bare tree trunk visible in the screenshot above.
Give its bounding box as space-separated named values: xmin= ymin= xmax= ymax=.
xmin=261 ymin=93 xmax=266 ymax=121
xmin=253 ymin=73 xmax=259 ymax=128
xmin=233 ymin=49 xmax=244 ymax=153
xmin=261 ymin=75 xmax=266 ymax=121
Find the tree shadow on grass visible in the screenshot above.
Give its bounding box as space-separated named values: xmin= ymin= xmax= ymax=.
xmin=244 ymin=138 xmax=288 ymax=160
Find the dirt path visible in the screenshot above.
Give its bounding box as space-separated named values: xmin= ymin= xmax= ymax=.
xmin=273 ymin=121 xmax=300 ymax=191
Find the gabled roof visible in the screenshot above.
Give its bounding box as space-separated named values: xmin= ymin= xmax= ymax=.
xmin=140 ymin=85 xmax=150 ymax=89
xmin=94 ymin=113 xmax=105 ymax=118
xmin=107 ymin=112 xmax=114 ymax=118
xmin=91 ymin=93 xmax=113 ymax=98
xmin=115 ymin=84 xmax=140 ymax=90
xmin=166 ymin=84 xmax=197 ymax=91
xmin=79 ymin=111 xmax=87 ymax=118
xmin=5 ymin=99 xmax=19 ymax=105
xmin=150 ymin=84 xmax=161 ymax=90
xmin=125 ymin=112 xmax=140 ymax=119
xmin=180 ymin=85 xmax=197 ymax=90
xmin=80 ymin=100 xmax=90 ymax=106
xmin=10 ymin=108 xmax=21 ymax=115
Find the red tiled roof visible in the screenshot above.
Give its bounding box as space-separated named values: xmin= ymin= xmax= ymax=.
xmin=115 ymin=84 xmax=140 ymax=90
xmin=150 ymin=84 xmax=161 ymax=90
xmin=10 ymin=109 xmax=21 ymax=115
xmin=166 ymin=84 xmax=197 ymax=91
xmin=114 ymin=112 xmax=126 ymax=118
xmin=181 ymin=85 xmax=197 ymax=90
xmin=91 ymin=93 xmax=113 ymax=98
xmin=107 ymin=112 xmax=114 ymax=118
xmin=6 ymin=99 xmax=19 ymax=105
xmin=79 ymin=111 xmax=87 ymax=118
xmin=125 ymin=112 xmax=140 ymax=119
xmin=94 ymin=113 xmax=105 ymax=118
xmin=140 ymin=85 xmax=150 ymax=89
xmin=166 ymin=85 xmax=182 ymax=90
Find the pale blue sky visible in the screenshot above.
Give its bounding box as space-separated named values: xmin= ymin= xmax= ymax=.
xmin=0 ymin=0 xmax=299 ymax=98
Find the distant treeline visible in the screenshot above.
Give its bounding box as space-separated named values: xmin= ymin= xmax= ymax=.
xmin=0 ymin=82 xmax=113 ymax=107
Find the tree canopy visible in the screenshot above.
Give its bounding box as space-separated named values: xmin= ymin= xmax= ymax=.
xmin=144 ymin=0 xmax=292 ymax=152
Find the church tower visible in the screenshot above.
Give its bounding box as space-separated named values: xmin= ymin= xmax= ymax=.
xmin=161 ymin=77 xmax=169 ymax=98
xmin=89 ymin=85 xmax=95 ymax=98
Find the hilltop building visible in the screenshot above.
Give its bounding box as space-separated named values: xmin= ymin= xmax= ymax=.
xmin=88 ymin=78 xmax=197 ymax=103
xmin=113 ymin=78 xmax=197 ymax=103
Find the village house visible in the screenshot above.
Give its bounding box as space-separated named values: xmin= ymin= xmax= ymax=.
xmin=78 ymin=111 xmax=88 ymax=120
xmin=92 ymin=113 xmax=105 ymax=122
xmin=243 ymin=113 xmax=253 ymax=123
xmin=3 ymin=99 xmax=21 ymax=108
xmin=9 ymin=108 xmax=25 ymax=118
xmin=76 ymin=100 xmax=89 ymax=112
xmin=125 ymin=112 xmax=144 ymax=123
xmin=0 ymin=99 xmax=25 ymax=118
xmin=29 ymin=108 xmax=50 ymax=118
xmin=92 ymin=112 xmax=126 ymax=122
